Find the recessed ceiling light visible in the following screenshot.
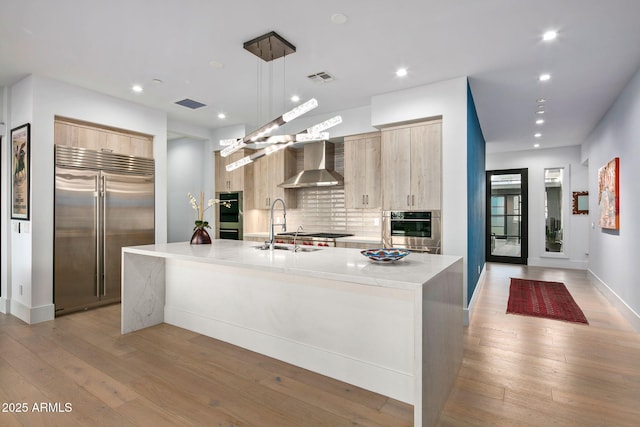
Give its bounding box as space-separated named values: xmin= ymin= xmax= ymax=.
xmin=534 ymin=143 xmax=541 ymax=148
xmin=331 ymin=13 xmax=348 ymax=25
xmin=537 ymin=98 xmax=547 ymax=103
xmin=539 ymin=73 xmax=551 ymax=82
xmin=291 ymin=95 xmax=300 ymax=102
xmin=396 ymin=68 xmax=408 ymax=77
xmin=534 ymin=133 xmax=542 ymax=138
xmin=218 ymin=113 xmax=226 ymax=119
xmin=542 ymin=31 xmax=558 ymax=41
xmin=132 ymin=85 xmax=143 ymax=93
xmin=209 ymin=60 xmax=224 ymax=69
xmin=537 ymin=109 xmax=545 ymax=115
xmin=536 ymin=119 xmax=545 ymax=125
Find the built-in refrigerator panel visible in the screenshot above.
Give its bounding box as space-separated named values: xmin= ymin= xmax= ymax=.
xmin=54 ymin=167 xmax=101 ymax=312
xmin=54 ymin=145 xmax=155 ymax=316
xmin=102 ymin=172 xmax=155 ymax=304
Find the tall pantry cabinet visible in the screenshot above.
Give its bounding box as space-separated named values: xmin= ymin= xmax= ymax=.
xmin=381 ymin=119 xmax=442 ymax=211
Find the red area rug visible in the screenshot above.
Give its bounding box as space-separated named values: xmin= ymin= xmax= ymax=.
xmin=507 ymin=278 xmax=589 ymax=324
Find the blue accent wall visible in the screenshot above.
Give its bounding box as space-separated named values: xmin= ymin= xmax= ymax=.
xmin=467 ymin=81 xmax=486 ymax=305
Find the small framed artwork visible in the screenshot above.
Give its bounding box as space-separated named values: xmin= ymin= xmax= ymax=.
xmin=11 ymin=123 xmax=30 ymax=220
xmin=572 ymin=191 xmax=589 ymax=215
xmin=597 ymin=157 xmax=619 ymax=230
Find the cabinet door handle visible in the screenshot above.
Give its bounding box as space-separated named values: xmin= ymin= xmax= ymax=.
xmin=366 ymin=194 xmax=369 ymax=205
xmin=407 ymin=195 xmax=410 ymax=206
xmin=362 ymin=195 xmax=365 ymax=205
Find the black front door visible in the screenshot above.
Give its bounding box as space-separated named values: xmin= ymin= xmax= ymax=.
xmin=486 ymin=169 xmax=528 ymax=265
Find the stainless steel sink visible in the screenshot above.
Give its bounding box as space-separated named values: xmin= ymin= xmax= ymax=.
xmin=253 ymin=244 xmax=322 ymax=252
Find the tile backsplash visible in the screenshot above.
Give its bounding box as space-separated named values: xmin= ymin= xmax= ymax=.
xmin=244 ymin=143 xmax=382 ymax=237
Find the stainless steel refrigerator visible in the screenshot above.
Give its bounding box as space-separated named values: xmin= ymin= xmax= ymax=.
xmin=54 ymin=145 xmax=155 ymax=315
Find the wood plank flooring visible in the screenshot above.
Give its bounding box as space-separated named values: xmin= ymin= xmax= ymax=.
xmin=439 ymin=263 xmax=640 ymax=427
xmin=1 ymin=263 xmax=639 ymax=426
xmin=0 ymin=302 xmax=412 ymax=426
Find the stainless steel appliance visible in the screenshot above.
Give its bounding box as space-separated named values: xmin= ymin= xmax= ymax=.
xmin=216 ymin=191 xmax=243 ymax=240
xmin=54 ymin=146 xmax=155 ymax=315
xmin=383 ymin=211 xmax=441 ymax=253
xmin=278 ymin=141 xmax=344 ymax=188
xmin=274 ymin=232 xmax=353 ymax=247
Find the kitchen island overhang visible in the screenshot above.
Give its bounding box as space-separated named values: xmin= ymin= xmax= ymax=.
xmin=122 ymin=241 xmax=463 ymax=427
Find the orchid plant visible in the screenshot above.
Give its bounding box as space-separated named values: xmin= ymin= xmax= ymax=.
xmin=188 ymin=192 xmax=231 ymax=230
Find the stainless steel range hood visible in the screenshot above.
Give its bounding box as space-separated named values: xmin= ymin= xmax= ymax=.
xmin=279 ymin=141 xmax=343 ymax=188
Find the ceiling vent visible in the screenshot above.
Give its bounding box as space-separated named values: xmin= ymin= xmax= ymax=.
xmin=307 ymin=71 xmax=334 ymax=83
xmin=175 ymin=98 xmax=207 ymax=110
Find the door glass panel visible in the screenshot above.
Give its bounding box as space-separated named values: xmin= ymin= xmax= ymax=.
xmin=489 ymin=173 xmax=522 ymax=258
xmin=545 ymin=168 xmax=563 ymax=253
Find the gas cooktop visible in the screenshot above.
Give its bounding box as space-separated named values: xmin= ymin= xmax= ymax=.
xmin=276 ymin=232 xmax=354 ymax=239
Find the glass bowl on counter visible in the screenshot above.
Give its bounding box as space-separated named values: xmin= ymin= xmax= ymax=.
xmin=360 ymin=248 xmax=410 ymax=262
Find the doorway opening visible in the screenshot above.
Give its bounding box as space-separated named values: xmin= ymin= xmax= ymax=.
xmin=486 ymin=169 xmax=528 ymax=264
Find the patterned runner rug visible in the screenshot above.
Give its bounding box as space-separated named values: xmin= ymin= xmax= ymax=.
xmin=507 ymin=278 xmax=589 ymax=324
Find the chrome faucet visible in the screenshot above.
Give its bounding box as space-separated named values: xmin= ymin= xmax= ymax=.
xmin=269 ymin=198 xmax=287 ymax=250
xmin=293 ymin=225 xmax=304 ymax=252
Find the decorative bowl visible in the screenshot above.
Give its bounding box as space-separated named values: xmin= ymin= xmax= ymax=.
xmin=361 ymin=248 xmax=410 ymax=262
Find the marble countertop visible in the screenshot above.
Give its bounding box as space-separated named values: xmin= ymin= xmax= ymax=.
xmin=124 ymin=240 xmax=461 ymax=291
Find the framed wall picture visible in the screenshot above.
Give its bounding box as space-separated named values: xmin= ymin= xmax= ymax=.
xmin=597 ymin=157 xmax=619 ymax=230
xmin=11 ymin=123 xmax=30 ymax=220
xmin=572 ymin=191 xmax=589 ymax=215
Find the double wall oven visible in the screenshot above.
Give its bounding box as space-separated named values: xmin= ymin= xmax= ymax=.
xmin=383 ymin=211 xmax=441 ymax=253
xmin=216 ymin=192 xmax=243 ymax=240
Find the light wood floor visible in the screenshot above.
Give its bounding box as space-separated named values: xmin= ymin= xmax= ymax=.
xmin=1 ymin=263 xmax=639 ymax=426
xmin=439 ymin=263 xmax=640 ymax=427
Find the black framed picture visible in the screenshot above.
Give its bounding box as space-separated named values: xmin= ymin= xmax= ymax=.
xmin=11 ymin=123 xmax=30 ymax=220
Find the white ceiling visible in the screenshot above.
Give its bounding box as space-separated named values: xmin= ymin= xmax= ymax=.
xmin=2 ymin=0 xmax=640 ymax=153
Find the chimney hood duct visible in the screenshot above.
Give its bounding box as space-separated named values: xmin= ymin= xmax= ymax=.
xmin=278 ymin=141 xmax=343 ymax=188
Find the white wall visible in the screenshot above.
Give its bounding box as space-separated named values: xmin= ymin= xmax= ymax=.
xmin=167 ymin=138 xmax=206 ymax=242
xmin=6 ymin=75 xmax=167 ymax=323
xmin=582 ymin=66 xmax=640 ymax=331
xmin=487 ymin=145 xmax=589 ymax=269
xmin=0 ymin=85 xmax=7 ymax=312
xmin=371 ymin=76 xmax=470 ymax=302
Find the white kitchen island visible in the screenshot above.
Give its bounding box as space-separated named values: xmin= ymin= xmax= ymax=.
xmin=121 ymin=240 xmax=463 ymax=427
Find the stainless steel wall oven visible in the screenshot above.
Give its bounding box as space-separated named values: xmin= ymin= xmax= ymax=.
xmin=383 ymin=211 xmax=441 ymax=253
xmin=216 ymin=191 xmax=243 ymax=240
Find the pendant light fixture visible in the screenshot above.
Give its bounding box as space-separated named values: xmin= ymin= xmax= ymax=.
xmin=221 ymin=31 xmax=342 ymax=171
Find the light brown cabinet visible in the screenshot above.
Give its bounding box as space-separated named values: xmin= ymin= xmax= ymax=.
xmin=381 ymin=120 xmax=441 ymax=211
xmin=215 ymin=150 xmax=253 ymax=193
xmin=54 ymin=118 xmax=153 ymax=158
xmin=253 ymin=148 xmax=297 ymax=209
xmin=344 ymin=132 xmax=381 ymax=209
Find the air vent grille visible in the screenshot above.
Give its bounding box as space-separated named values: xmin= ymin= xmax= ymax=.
xmin=175 ymin=98 xmax=207 ymax=109
xmin=307 ymin=71 xmax=334 ymax=83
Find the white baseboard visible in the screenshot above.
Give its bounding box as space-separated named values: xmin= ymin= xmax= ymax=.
xmin=464 ymin=264 xmax=487 ymax=326
xmin=9 ymin=300 xmax=55 ymax=324
xmin=529 ymin=257 xmax=588 ymax=270
xmin=0 ymin=297 xmax=9 ymax=314
xmin=588 ymin=269 xmax=640 ymax=333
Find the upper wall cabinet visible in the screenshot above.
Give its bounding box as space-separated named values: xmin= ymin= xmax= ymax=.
xmin=252 ymin=148 xmax=297 ymax=210
xmin=215 ymin=150 xmax=252 ymax=192
xmin=344 ymin=132 xmax=381 ymax=209
xmin=381 ymin=120 xmax=442 ymax=211
xmin=54 ymin=118 xmax=153 ymax=158
xmin=215 ymin=149 xmax=255 ymax=209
